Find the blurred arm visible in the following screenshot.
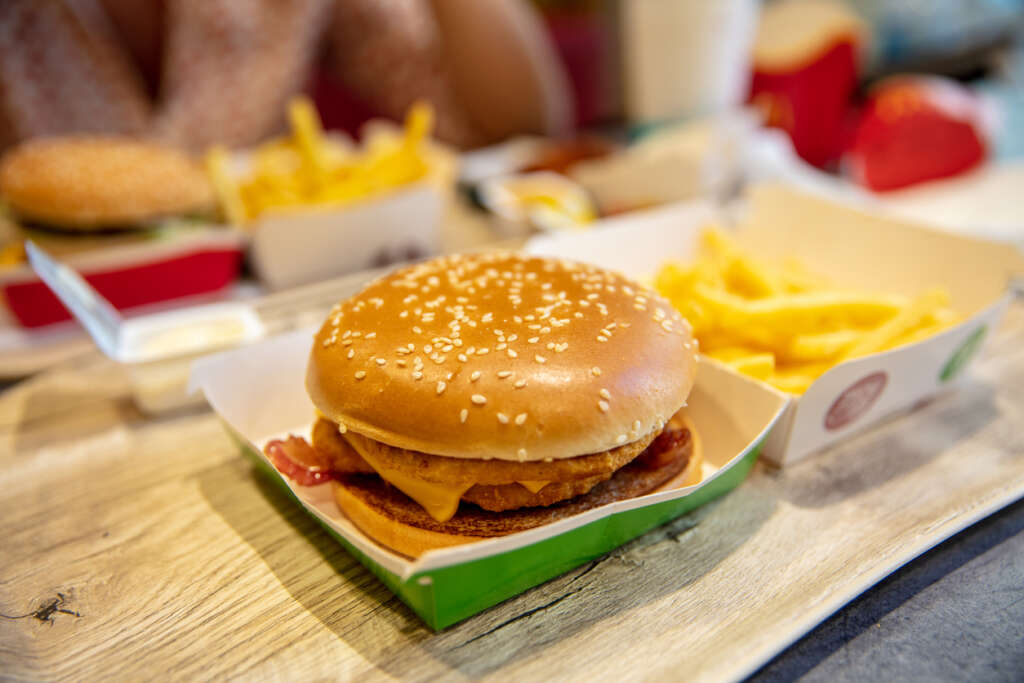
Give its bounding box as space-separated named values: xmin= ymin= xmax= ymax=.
xmin=151 ymin=0 xmax=331 ymax=151
xmin=427 ymin=0 xmax=573 ymax=141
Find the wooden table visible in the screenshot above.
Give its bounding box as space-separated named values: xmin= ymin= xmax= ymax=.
xmin=2 ymin=298 xmax=1022 ymax=681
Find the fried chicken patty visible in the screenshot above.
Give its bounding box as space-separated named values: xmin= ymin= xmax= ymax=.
xmin=311 ymin=415 xmax=690 ymax=511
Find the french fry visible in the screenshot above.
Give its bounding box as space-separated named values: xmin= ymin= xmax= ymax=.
xmin=707 ymin=348 xmax=775 ymax=379
xmin=841 ymin=288 xmax=950 ymax=360
xmin=203 ymin=146 xmax=247 ymax=225
xmin=701 ymin=227 xmax=780 ymax=298
xmin=765 ymin=373 xmax=816 ymax=394
xmin=783 ymin=329 xmax=863 ymax=362
xmin=653 ymin=226 xmax=960 ymax=394
xmin=206 ymin=98 xmax=438 ymax=223
xmin=288 ymin=97 xmax=330 ymax=182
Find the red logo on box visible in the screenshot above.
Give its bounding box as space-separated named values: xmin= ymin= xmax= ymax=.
xmin=824 ymin=371 xmax=888 ymax=431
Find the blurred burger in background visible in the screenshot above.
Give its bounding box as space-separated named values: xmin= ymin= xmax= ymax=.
xmin=0 ymin=136 xmax=215 ymax=233
xmin=0 ymin=137 xmax=241 ymax=328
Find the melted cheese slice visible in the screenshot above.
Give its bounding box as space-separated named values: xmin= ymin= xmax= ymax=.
xmin=518 ymin=480 xmax=550 ymax=494
xmin=342 ymin=435 xmax=472 ymax=523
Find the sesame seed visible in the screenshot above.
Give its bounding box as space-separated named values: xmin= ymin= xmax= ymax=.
xmin=460 ymin=409 xmax=468 ymax=423
xmin=413 ymin=326 xmax=422 ymax=334
xmin=477 ymin=348 xmax=490 ymax=355
xmin=436 ymin=381 xmax=446 ymax=395
xmin=471 ymin=394 xmax=487 ymax=405
xmin=412 ymin=371 xmax=423 ymax=380
xmin=633 ymin=420 xmax=642 ymax=432
xmin=375 ymin=358 xmax=387 ymax=366
xmin=458 ymin=353 xmax=468 ymax=362
xmin=535 ymin=355 xmax=547 ymax=364
xmin=528 ymin=337 xmax=539 ymax=344
xmin=496 ymin=342 xmax=507 ymax=350
xmin=347 ymin=349 xmax=355 ymax=359
xmin=546 ymin=342 xmax=555 ymax=350
xmin=482 ymin=313 xmax=493 ymax=322
xmin=514 ymin=379 xmax=527 ymax=388
xmin=365 ymin=332 xmax=377 ymax=339
xmin=355 ymin=371 xmax=367 ymax=380
xmin=597 ymin=335 xmax=609 ymax=342
xmin=515 ymin=413 xmax=528 ymax=425
xmin=617 ymin=434 xmax=628 ymax=445
xmin=341 ymin=339 xmax=353 ymax=346
xmin=517 ymin=448 xmax=528 ymax=459
xmin=497 ymin=370 xmax=512 ymax=378
xmin=497 ymin=413 xmax=509 ymax=424
xmin=599 ymin=388 xmax=611 ymax=400
xmin=507 ymin=349 xmax=518 ymax=358
xmin=337 ymin=423 xmax=347 ymax=434
xmin=442 ymin=344 xmax=454 ymax=352
xmin=471 ymin=371 xmax=481 ymax=381
xmin=598 ymin=400 xmax=610 ymax=412
xmin=396 ymin=359 xmax=407 ymax=367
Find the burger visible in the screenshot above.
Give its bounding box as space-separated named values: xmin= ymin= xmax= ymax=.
xmin=267 ymin=252 xmax=701 ymax=557
xmin=0 ymin=136 xmax=214 ymax=231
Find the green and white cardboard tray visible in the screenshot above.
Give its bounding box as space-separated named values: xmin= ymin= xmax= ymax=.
xmin=528 ymin=184 xmax=1024 ymax=466
xmin=192 ymin=328 xmax=788 ymax=630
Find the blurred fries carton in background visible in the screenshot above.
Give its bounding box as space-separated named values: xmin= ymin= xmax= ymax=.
xmin=247 ymin=183 xmax=442 ymax=290
xmin=528 ymin=184 xmax=1023 ymax=466
xmin=206 ymin=99 xmax=450 ymax=291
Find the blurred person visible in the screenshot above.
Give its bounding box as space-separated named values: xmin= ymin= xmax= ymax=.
xmin=0 ymin=0 xmax=573 ymax=152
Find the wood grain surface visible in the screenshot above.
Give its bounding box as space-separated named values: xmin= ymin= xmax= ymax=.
xmin=1 ymin=304 xmax=1022 ymax=682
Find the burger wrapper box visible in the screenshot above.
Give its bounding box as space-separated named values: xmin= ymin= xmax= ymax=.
xmin=191 ymin=329 xmax=789 ymax=630
xmin=246 ymin=183 xmax=443 ymax=291
xmin=0 ymin=225 xmax=245 ymax=328
xmin=527 ymin=184 xmax=1024 ymax=466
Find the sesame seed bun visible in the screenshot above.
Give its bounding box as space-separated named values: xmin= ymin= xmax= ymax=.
xmin=333 ymin=415 xmax=702 ymax=558
xmin=0 ymin=136 xmax=214 ymax=230
xmin=306 ymin=252 xmax=697 ymax=462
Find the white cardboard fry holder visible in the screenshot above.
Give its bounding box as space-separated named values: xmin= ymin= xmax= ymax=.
xmin=247 ymin=183 xmax=443 ymax=291
xmin=191 ymin=329 xmax=788 ymax=629
xmin=528 ymin=184 xmax=1024 ymax=466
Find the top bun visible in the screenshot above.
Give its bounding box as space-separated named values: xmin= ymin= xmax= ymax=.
xmin=307 ymin=252 xmax=697 ymax=462
xmin=0 ymin=136 xmax=214 ymax=229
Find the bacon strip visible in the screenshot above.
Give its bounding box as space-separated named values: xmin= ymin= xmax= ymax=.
xmin=264 ymin=436 xmax=335 ymax=486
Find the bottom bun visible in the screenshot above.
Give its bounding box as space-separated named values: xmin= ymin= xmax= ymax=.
xmin=335 ymin=420 xmax=703 ymax=558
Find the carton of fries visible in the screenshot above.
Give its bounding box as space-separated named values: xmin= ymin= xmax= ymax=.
xmin=528 ymin=184 xmax=1024 ymax=465
xmin=205 ymin=99 xmax=451 ymax=290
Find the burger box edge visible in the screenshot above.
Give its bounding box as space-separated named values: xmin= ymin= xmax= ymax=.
xmin=191 ymin=328 xmax=790 ymax=630
xmin=0 ymin=226 xmax=246 ymax=328
xmin=246 ymin=182 xmax=443 ymax=291
xmin=526 ymin=183 xmax=1024 ymax=467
